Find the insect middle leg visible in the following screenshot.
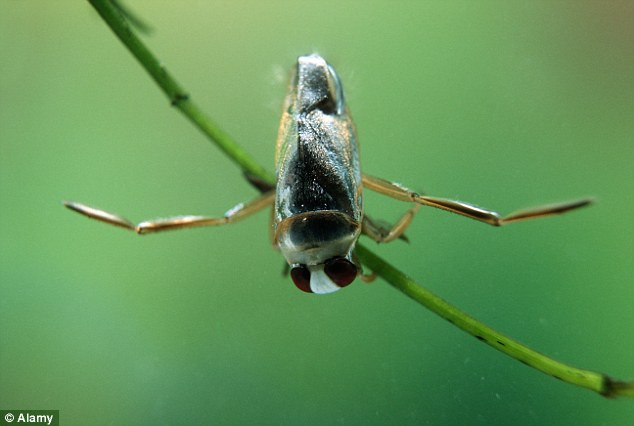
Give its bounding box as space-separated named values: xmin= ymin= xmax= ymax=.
xmin=362 ymin=205 xmax=420 ymax=244
xmin=63 ymin=190 xmax=275 ymax=234
xmin=362 ymin=174 xmax=592 ymax=226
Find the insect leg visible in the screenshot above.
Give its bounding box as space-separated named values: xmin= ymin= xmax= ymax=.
xmin=351 ymin=250 xmax=376 ymax=282
xmin=63 ymin=190 xmax=275 ymax=234
xmin=362 ymin=205 xmax=420 ymax=243
xmin=362 ymin=174 xmax=592 ymax=226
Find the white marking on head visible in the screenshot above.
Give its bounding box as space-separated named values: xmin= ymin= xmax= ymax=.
xmin=308 ymin=265 xmax=341 ymax=294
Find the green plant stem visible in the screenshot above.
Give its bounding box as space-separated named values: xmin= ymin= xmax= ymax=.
xmin=87 ymin=0 xmax=633 ymax=399
xmin=355 ymin=243 xmax=633 ymax=398
xmin=88 ymin=0 xmax=274 ymax=184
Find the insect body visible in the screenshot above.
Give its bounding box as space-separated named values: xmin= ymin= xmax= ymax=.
xmin=274 ymin=55 xmax=363 ymax=293
xmin=64 ymin=54 xmax=591 ymax=294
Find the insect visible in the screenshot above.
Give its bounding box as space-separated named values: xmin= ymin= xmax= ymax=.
xmin=65 ymin=54 xmax=591 ymax=294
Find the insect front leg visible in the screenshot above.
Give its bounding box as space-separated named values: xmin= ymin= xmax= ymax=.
xmin=64 ymin=190 xmax=275 ymax=234
xmin=363 ymin=174 xmax=592 ymax=226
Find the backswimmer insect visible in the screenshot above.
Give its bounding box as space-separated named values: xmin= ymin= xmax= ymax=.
xmin=64 ymin=54 xmax=591 ymax=294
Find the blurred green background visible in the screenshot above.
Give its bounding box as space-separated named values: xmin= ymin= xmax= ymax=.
xmin=1 ymin=1 xmax=633 ymax=425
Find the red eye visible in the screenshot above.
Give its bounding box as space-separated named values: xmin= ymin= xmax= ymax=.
xmin=290 ymin=265 xmax=312 ymax=293
xmin=324 ymin=257 xmax=357 ymax=287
